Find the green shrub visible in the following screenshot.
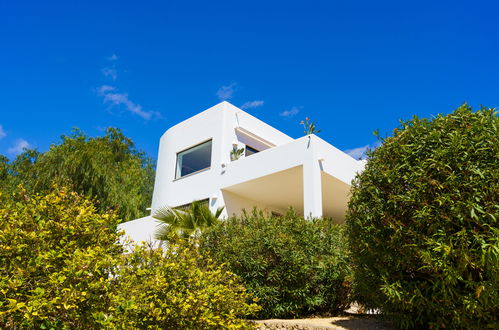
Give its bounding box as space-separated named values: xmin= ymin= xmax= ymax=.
xmin=346 ymin=104 xmax=498 ymax=329
xmin=0 ymin=187 xmax=123 ymax=328
xmin=200 ymin=210 xmax=351 ymax=318
xmin=111 ymin=243 xmax=260 ymax=329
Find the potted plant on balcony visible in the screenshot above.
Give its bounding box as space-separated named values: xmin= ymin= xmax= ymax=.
xmin=230 ymin=145 xmax=244 ymax=161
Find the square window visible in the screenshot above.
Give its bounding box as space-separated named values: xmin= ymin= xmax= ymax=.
xmin=175 ymin=140 xmax=212 ymax=179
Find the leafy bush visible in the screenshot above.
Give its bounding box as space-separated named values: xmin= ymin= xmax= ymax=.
xmin=0 ymin=187 xmax=123 ymax=328
xmin=200 ymin=210 xmax=351 ymax=318
xmin=0 ymin=187 xmax=260 ymax=329
xmin=346 ymin=104 xmax=498 ymax=329
xmin=111 ymin=243 xmax=260 ymax=329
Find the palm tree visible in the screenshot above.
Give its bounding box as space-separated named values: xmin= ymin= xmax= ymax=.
xmin=153 ymin=200 xmax=224 ymax=242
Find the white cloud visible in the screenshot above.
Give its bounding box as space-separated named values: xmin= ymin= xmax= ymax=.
xmin=0 ymin=125 xmax=6 ymax=140
xmin=241 ymin=100 xmax=264 ymax=110
xmin=97 ymin=85 xmax=161 ymax=120
xmin=8 ymin=139 xmax=30 ymax=155
xmin=97 ymin=85 xmax=116 ymax=94
xmin=344 ymin=141 xmax=381 ymax=160
xmin=102 ymin=67 xmax=117 ymax=80
xmin=344 ymin=145 xmax=370 ymax=160
xmin=97 ymin=55 xmax=160 ymax=120
xmin=279 ymin=106 xmax=300 ymax=117
xmin=102 ymin=54 xmax=119 ymax=80
xmin=216 ymin=83 xmax=236 ymax=101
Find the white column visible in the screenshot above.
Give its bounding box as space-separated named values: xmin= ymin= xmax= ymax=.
xmin=303 ymin=158 xmax=323 ymax=219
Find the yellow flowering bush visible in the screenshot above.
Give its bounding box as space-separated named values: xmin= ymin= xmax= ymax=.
xmin=0 ymin=187 xmax=122 ymax=328
xmin=111 ymin=244 xmax=260 ymax=329
xmin=0 ymin=187 xmax=260 ymax=329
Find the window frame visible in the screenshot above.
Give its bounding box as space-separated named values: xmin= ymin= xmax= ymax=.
xmin=174 ymin=139 xmax=213 ymax=180
xmin=244 ymin=144 xmax=260 ymax=157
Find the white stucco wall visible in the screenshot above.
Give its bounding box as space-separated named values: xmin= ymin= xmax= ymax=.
xmin=118 ymin=216 xmax=163 ymax=249
xmin=150 ymin=101 xmax=295 ymax=217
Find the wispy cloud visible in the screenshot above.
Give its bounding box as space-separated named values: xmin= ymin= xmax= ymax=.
xmin=216 ymin=83 xmax=236 ymax=101
xmin=0 ymin=125 xmax=6 ymax=140
xmin=102 ymin=67 xmax=117 ymax=80
xmin=279 ymin=106 xmax=300 ymax=117
xmin=97 ymin=54 xmax=161 ymax=120
xmin=97 ymin=85 xmax=161 ymax=120
xmin=241 ymin=100 xmax=264 ymax=110
xmin=97 ymin=85 xmax=115 ymax=94
xmin=102 ymin=54 xmax=119 ymax=80
xmin=8 ymin=139 xmax=30 ymax=155
xmin=344 ymin=141 xmax=381 ymax=160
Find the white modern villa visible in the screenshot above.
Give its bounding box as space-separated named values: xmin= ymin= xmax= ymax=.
xmin=119 ymin=101 xmax=365 ymax=243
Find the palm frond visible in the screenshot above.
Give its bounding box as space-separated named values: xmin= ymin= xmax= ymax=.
xmin=154 ymin=222 xmax=174 ymax=241
xmin=153 ymin=200 xmax=225 ymax=242
xmin=214 ymin=206 xmax=225 ymax=220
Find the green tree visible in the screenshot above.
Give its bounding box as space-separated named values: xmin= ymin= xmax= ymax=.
xmin=0 ymin=150 xmax=40 ymax=193
xmin=0 ymin=155 xmax=9 ymax=188
xmin=346 ymin=104 xmax=498 ymax=329
xmin=153 ymin=200 xmax=224 ymax=242
xmin=1 ymin=128 xmax=154 ymax=222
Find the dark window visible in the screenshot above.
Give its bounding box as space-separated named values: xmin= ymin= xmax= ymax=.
xmin=174 ymin=199 xmax=210 ymax=211
xmin=245 ymin=145 xmax=259 ymax=157
xmin=175 ymin=140 xmax=212 ymax=179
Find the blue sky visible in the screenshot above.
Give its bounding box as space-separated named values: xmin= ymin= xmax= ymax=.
xmin=1 ymin=1 xmax=498 ymax=160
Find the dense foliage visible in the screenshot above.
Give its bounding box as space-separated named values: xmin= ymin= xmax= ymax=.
xmin=0 ymin=187 xmax=260 ymax=329
xmin=0 ymin=128 xmax=155 ymax=222
xmin=200 ymin=210 xmax=351 ymax=318
xmin=111 ymin=244 xmax=260 ymax=329
xmin=0 ymin=187 xmax=123 ymax=328
xmin=346 ymin=104 xmax=498 ymax=329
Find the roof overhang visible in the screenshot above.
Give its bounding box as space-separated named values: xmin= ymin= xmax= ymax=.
xmin=221 ymin=165 xmax=351 ymax=223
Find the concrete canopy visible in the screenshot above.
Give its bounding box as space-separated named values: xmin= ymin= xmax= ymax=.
xmin=221 ymin=165 xmax=352 ymax=223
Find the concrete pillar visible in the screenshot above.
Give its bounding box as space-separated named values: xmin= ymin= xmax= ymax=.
xmin=303 ymin=159 xmax=323 ymax=219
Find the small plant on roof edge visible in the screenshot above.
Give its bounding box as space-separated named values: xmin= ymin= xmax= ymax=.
xmin=301 ymin=117 xmax=321 ymax=135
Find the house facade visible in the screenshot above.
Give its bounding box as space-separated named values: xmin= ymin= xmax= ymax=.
xmin=118 ymin=101 xmax=365 ymax=243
